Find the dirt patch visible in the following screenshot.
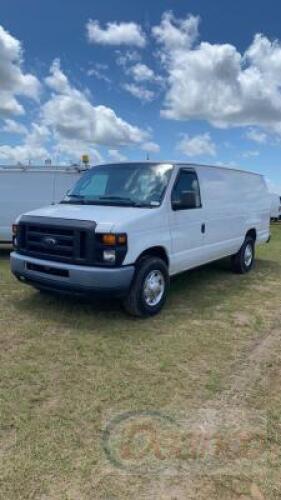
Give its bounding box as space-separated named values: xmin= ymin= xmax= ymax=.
xmin=231 ymin=312 xmax=252 ymax=327
xmin=219 ymin=325 xmax=280 ymax=403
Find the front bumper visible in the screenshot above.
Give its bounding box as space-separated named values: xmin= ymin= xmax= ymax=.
xmin=10 ymin=252 xmax=135 ymax=297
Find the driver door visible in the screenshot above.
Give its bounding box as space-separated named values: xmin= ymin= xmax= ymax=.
xmin=169 ymin=168 xmax=205 ymax=274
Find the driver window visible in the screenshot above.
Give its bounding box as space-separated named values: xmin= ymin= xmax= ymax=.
xmin=171 ymin=171 xmax=201 ymax=208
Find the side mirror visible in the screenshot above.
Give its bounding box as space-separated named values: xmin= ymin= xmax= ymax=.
xmin=172 ymin=191 xmax=197 ymax=210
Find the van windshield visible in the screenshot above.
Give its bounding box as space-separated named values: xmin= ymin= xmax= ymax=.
xmin=62 ymin=163 xmax=173 ymax=207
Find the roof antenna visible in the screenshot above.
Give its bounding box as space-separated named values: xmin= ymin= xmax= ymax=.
xmin=146 ymin=153 xmax=150 ymax=161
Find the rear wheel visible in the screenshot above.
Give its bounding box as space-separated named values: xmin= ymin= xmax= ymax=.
xmin=231 ymin=236 xmax=255 ymax=274
xmin=123 ymin=257 xmax=169 ymax=317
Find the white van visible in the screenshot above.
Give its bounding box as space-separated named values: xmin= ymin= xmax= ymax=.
xmin=10 ymin=162 xmax=271 ymax=316
xmin=270 ymin=192 xmax=281 ymax=221
xmin=0 ymin=166 xmax=84 ymax=243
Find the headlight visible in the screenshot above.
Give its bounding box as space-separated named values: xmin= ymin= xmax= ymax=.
xmin=103 ymin=249 xmax=116 ymax=264
xmin=12 ymin=224 xmax=19 ymax=235
xmin=12 ymin=224 xmax=20 ymax=248
xmin=96 ymin=233 xmax=127 ymax=266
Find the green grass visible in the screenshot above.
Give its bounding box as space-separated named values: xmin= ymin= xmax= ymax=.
xmin=0 ymin=227 xmax=281 ymax=499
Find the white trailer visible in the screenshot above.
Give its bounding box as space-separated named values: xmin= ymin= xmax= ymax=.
xmin=0 ymin=166 xmax=84 ymax=243
xmin=270 ymin=192 xmax=281 ymax=221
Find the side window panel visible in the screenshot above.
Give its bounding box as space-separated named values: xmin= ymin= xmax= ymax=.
xmin=171 ymin=171 xmax=201 ymax=209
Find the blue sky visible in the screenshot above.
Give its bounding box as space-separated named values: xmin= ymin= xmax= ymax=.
xmin=1 ymin=0 xmax=281 ymax=192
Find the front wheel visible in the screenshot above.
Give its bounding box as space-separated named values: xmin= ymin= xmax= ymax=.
xmin=231 ymin=236 xmax=255 ymax=274
xmin=123 ymin=257 xmax=169 ymax=317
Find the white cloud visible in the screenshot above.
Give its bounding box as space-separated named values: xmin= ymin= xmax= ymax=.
xmin=108 ymin=149 xmax=127 ymax=162
xmin=26 ymin=123 xmax=50 ymax=146
xmin=123 ymin=83 xmax=155 ymax=102
xmin=0 ymin=25 xmax=40 ymax=117
xmin=242 ymin=150 xmax=260 ymax=158
xmin=141 ymin=141 xmax=160 ymax=153
xmin=176 ymin=133 xmax=216 ymax=157
xmin=0 ymin=118 xmax=103 ymax=165
xmin=87 ymin=19 xmax=146 ymax=47
xmin=54 ymin=139 xmax=103 ymax=165
xmin=129 ymin=63 xmax=155 ymax=82
xmin=152 ymin=11 xmax=199 ymax=51
xmin=245 ymin=128 xmax=267 ymax=144
xmin=0 ymin=144 xmax=47 ymax=164
xmin=0 ymin=122 xmax=48 ymax=163
xmin=2 ymin=118 xmax=27 ymax=134
xmin=45 ymin=58 xmax=70 ymax=94
xmin=87 ymin=63 xmax=110 ymax=83
xmin=128 ymin=63 xmax=164 ymax=88
xmin=215 ymin=160 xmax=239 ymax=168
xmin=122 ymin=64 xmax=163 ymax=102
xmin=153 ymin=12 xmax=281 ymax=134
xmin=1 ymin=59 xmax=149 ymax=165
xmin=44 ymin=59 xmax=147 ymax=146
xmin=116 ymin=50 xmax=141 ymax=67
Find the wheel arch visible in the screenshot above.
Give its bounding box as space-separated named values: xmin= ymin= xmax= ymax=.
xmin=136 ymin=246 xmax=169 ymax=267
xmin=246 ymin=228 xmax=257 ymax=241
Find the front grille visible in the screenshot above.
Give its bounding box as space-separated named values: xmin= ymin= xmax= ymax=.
xmin=17 ymin=216 xmax=96 ymax=265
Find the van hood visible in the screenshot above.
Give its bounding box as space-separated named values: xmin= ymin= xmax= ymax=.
xmin=20 ymin=203 xmax=153 ymax=232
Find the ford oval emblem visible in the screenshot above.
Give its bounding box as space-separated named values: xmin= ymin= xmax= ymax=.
xmin=42 ymin=236 xmax=57 ymax=248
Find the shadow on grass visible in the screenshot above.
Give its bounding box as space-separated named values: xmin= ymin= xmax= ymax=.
xmin=11 ymin=255 xmax=281 ymax=332
xmin=0 ymin=248 xmax=11 ymax=260
xmin=171 ymin=256 xmax=279 ymax=291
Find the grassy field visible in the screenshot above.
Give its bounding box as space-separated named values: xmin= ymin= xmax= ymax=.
xmin=0 ymin=227 xmax=281 ymax=499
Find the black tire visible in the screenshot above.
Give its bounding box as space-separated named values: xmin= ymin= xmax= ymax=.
xmin=231 ymin=236 xmax=255 ymax=274
xmin=123 ymin=257 xmax=169 ymax=317
xmin=37 ymin=288 xmax=52 ymax=296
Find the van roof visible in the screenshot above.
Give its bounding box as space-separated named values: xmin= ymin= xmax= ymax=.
xmin=0 ymin=161 xmax=263 ymax=178
xmin=90 ymin=161 xmax=263 ymax=178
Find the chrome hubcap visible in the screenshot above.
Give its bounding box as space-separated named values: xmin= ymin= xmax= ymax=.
xmin=143 ymin=270 xmax=165 ymax=307
xmin=244 ymin=243 xmax=253 ymax=267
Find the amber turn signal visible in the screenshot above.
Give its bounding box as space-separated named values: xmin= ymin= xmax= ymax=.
xmin=102 ymin=234 xmax=116 ymax=245
xmin=101 ymin=233 xmax=127 ymax=246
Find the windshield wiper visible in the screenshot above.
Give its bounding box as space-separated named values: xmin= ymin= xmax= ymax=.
xmin=60 ymin=194 xmax=85 ymax=204
xmin=99 ymin=195 xmax=133 ymax=201
xmin=99 ymin=197 xmax=157 ymax=208
xmin=61 ymin=194 xmax=157 ymax=208
xmin=96 ymin=196 xmax=136 ymax=205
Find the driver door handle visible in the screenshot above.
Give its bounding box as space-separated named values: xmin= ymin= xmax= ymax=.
xmin=201 ymin=223 xmax=206 ymax=234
